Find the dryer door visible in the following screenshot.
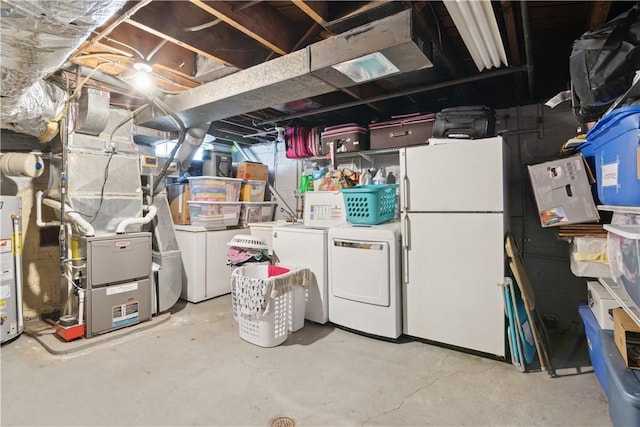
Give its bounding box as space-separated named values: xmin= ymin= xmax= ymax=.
xmin=330 ymin=238 xmax=390 ymax=306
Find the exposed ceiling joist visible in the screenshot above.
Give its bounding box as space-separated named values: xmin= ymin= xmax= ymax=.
xmin=190 ymin=0 xmax=300 ymax=56
xmin=70 ymin=0 xmax=152 ymax=62
xmin=292 ymin=0 xmax=329 ymax=27
xmin=588 ymin=0 xmax=612 ymax=29
xmin=500 ymin=0 xmax=522 ymax=66
xmin=411 ymin=2 xmax=465 ymax=78
xmin=102 ymin=22 xmax=197 ymax=77
xmin=127 ymin=1 xmax=265 ymax=69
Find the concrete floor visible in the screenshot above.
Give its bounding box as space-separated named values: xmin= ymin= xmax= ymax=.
xmin=2 ymin=295 xmax=611 ymax=427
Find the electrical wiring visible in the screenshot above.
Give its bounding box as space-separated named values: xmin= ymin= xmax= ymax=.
xmin=149 ymin=97 xmax=187 ymax=195
xmin=74 ymin=149 xmax=115 ymax=224
xmin=69 ymin=61 xmax=110 ymax=102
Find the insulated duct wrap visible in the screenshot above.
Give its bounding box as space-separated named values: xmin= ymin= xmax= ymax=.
xmin=0 ymin=0 xmax=126 ymax=138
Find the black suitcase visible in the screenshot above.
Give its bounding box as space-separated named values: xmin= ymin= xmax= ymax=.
xmin=433 ymin=106 xmax=496 ymax=139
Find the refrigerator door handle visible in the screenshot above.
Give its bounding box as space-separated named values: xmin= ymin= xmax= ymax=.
xmin=402 ymin=214 xmax=409 ymax=284
xmin=402 ymin=175 xmax=409 ymax=211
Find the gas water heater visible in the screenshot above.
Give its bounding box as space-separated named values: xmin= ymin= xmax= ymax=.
xmin=0 ymin=196 xmax=23 ymax=343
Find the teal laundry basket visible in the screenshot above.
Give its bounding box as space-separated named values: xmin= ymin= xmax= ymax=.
xmin=340 ymin=184 xmax=398 ymax=225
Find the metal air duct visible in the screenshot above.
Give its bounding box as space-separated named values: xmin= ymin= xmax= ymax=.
xmin=0 ymin=0 xmax=126 ymax=139
xmin=136 ymin=9 xmax=432 ymax=131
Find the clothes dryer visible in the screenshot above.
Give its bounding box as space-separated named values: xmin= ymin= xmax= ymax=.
xmin=328 ymin=221 xmax=402 ymax=339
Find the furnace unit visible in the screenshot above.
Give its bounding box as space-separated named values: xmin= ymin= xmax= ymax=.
xmin=78 ymin=232 xmax=152 ymax=338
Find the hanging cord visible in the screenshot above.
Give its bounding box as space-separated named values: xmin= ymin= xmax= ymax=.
xmin=68 ymin=61 xmax=110 ymax=103
xmin=104 ymin=72 xmax=187 ymax=197
xmin=149 ymin=97 xmax=186 ymax=196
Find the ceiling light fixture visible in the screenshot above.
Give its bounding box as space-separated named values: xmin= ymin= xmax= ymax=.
xmin=444 ymin=0 xmax=508 ymax=72
xmin=309 ymin=10 xmax=433 ymax=89
xmin=331 ymin=52 xmax=400 ymax=83
xmin=133 ymin=61 xmax=153 ymax=73
xmin=132 ymin=61 xmax=154 ymax=91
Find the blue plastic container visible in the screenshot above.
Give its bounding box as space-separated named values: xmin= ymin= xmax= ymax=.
xmin=340 ymin=184 xmax=398 ymax=225
xmin=578 ymin=105 xmax=640 ymax=206
xmin=600 ymin=329 xmax=640 ymax=426
xmin=579 ymin=304 xmax=608 ymax=395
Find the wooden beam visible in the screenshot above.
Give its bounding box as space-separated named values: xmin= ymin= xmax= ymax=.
xmin=190 ymin=0 xmax=299 ymax=55
xmin=411 ymin=2 xmax=466 ymax=78
xmin=292 ymin=0 xmax=328 ymax=27
xmin=104 ymin=22 xmax=197 ymax=77
xmin=587 ymin=1 xmax=612 ymax=30
xmin=127 ymin=1 xmax=265 ymax=70
xmin=71 ymin=0 xmax=152 ymax=61
xmin=500 ymin=0 xmax=521 ymax=66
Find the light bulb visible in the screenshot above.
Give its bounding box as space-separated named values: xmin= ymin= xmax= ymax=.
xmin=133 ymin=61 xmax=153 ymax=73
xmin=134 ymin=71 xmax=153 ymax=90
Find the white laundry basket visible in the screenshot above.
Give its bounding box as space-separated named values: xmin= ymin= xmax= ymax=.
xmin=231 ymin=264 xmax=306 ymax=347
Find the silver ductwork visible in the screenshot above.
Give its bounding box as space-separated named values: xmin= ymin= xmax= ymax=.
xmin=175 ymin=122 xmax=212 ymax=174
xmin=48 ymin=108 xmax=143 ymax=235
xmin=136 ymin=9 xmax=433 ymax=131
xmin=0 ymin=0 xmax=126 ymax=139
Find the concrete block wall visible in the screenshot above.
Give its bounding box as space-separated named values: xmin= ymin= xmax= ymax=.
xmin=498 ymin=103 xmax=589 ymax=332
xmin=248 ymin=103 xmax=591 ymax=332
xmin=1 ymin=163 xmax=62 ymax=319
xmin=1 ymin=102 xmax=594 ymax=330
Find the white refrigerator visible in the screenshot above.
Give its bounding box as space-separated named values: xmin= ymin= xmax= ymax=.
xmin=400 ymin=137 xmax=507 ymax=357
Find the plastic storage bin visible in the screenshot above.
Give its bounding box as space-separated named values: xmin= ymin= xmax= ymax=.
xmin=601 ymin=329 xmax=640 ymax=426
xmin=187 ymin=176 xmax=242 ymax=202
xmin=605 ymin=224 xmax=640 ymax=308
xmin=240 ymin=180 xmax=267 ymax=202
xmin=340 ymin=184 xmax=398 ymax=225
xmin=239 ymin=202 xmax=276 ymax=226
xmin=579 ymin=304 xmax=608 ymax=395
xmin=578 ymin=105 xmax=640 ymax=206
xmin=231 ymin=264 xmax=306 ymax=347
xmin=187 ymin=201 xmax=241 ymax=227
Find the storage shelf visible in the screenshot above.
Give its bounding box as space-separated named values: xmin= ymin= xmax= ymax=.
xmin=597 ymin=205 xmax=640 ymax=214
xmin=303 ymin=147 xmax=400 ymax=162
xmin=599 ymin=277 xmax=640 ymax=327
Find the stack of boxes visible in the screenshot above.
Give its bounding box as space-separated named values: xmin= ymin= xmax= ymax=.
xmin=561 ymin=105 xmax=640 ymax=426
xmin=186 ymin=176 xmax=243 ymax=227
xmin=166 ymin=161 xmax=274 ymax=228
xmin=235 ymin=162 xmax=276 ymax=226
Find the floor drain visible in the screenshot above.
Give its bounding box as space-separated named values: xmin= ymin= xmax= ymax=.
xmin=270 ymin=417 xmax=295 ymax=427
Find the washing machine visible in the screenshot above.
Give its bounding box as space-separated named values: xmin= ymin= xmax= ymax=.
xmin=272 ymin=225 xmax=329 ymax=324
xmin=328 ymin=221 xmax=402 ymax=339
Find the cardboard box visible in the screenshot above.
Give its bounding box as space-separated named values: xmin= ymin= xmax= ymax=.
xmin=527 ymin=154 xmax=599 ymax=227
xmin=167 ymin=183 xmax=191 ymax=225
xmin=612 ymin=308 xmax=640 ymax=369
xmin=236 ymin=162 xmax=268 ymax=181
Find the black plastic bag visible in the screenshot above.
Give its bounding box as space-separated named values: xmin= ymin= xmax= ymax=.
xmin=570 ymin=3 xmax=640 ymax=122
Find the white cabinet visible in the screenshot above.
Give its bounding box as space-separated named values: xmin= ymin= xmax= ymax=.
xmin=272 ymin=225 xmax=328 ymax=324
xmin=174 ymin=226 xmax=247 ymax=303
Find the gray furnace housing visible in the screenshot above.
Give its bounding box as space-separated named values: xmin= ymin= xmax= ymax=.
xmin=79 ymin=232 xmax=152 ymax=338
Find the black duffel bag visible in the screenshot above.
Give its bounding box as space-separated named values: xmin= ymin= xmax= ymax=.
xmin=570 ymin=3 xmax=640 ymax=122
xmin=433 ymin=106 xmax=496 ymax=139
